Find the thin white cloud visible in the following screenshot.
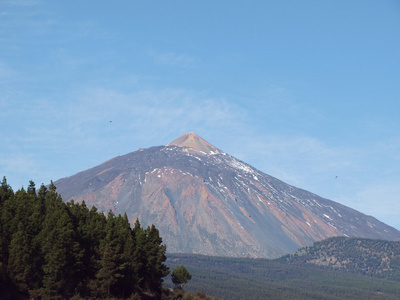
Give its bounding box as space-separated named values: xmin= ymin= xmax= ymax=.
xmin=0 ymin=87 xmax=244 ymax=171
xmin=148 ymin=50 xmax=194 ymax=67
xmin=0 ymin=0 xmax=40 ymax=6
xmin=379 ymin=136 xmax=400 ymax=161
xmin=232 ymin=134 xmax=355 ymax=183
xmin=0 ymin=153 xmax=35 ymax=176
xmin=65 ymin=87 xmax=245 ymax=147
xmin=0 ymin=151 xmax=42 ymax=189
xmin=0 ymin=62 xmax=18 ymax=79
xmin=332 ymin=179 xmax=400 ymax=230
xmin=354 ymin=182 xmax=400 ymax=216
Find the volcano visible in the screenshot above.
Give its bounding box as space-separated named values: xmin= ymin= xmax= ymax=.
xmin=54 ymin=133 xmax=400 ymax=258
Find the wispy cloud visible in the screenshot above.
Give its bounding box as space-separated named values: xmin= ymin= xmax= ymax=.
xmin=0 ymin=86 xmax=244 ymax=168
xmin=0 ymin=62 xmax=18 ymax=79
xmin=333 ymin=178 xmax=400 ymax=230
xmin=378 ymin=136 xmax=400 ymax=161
xmin=148 ymin=50 xmax=194 ymax=67
xmin=0 ymin=151 xmax=43 ymax=189
xmin=230 ymin=134 xmax=352 ymax=184
xmin=0 ymin=0 xmax=48 ymax=29
xmin=0 ymin=0 xmax=40 ymax=6
xmin=64 ymin=87 xmax=245 ymax=145
xmin=353 ymin=181 xmax=400 ymax=215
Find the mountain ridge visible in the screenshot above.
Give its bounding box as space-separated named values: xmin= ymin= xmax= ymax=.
xmin=281 ymin=236 xmax=400 ymax=279
xmin=54 ymin=133 xmax=400 ymax=258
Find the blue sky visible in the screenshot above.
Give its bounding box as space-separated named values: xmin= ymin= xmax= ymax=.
xmin=1 ymin=1 xmax=400 ymax=230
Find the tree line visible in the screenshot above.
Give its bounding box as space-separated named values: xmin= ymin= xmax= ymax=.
xmin=0 ymin=177 xmax=169 ymax=299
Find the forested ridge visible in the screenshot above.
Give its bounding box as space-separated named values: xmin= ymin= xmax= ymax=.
xmin=280 ymin=236 xmax=400 ymax=280
xmin=167 ymin=253 xmax=400 ymax=299
xmin=0 ymin=177 xmax=169 ymax=299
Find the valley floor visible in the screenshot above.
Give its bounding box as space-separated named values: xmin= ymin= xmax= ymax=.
xmin=165 ymin=253 xmax=400 ymax=300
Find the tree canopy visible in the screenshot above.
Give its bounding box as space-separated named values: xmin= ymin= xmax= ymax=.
xmin=0 ymin=177 xmax=169 ymax=299
xmin=171 ymin=265 xmax=192 ymax=289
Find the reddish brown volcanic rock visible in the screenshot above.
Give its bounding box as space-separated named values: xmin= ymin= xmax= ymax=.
xmin=54 ymin=133 xmax=400 ymax=258
xmin=167 ymin=132 xmax=222 ymax=154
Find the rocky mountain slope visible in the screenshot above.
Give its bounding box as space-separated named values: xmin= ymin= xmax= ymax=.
xmin=54 ymin=133 xmax=400 ymax=258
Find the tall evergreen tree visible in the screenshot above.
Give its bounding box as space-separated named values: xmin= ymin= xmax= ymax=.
xmin=28 ymin=184 xmax=47 ymax=296
xmin=144 ymin=225 xmax=169 ymax=296
xmin=0 ymin=178 xmax=15 ymax=287
xmin=41 ymin=205 xmax=82 ymax=298
xmin=0 ymin=176 xmax=13 ymax=205
xmin=95 ymin=211 xmax=125 ymax=297
xmin=113 ymin=213 xmax=136 ymax=298
xmin=37 ymin=184 xmax=47 ymax=203
xmin=171 ymin=265 xmax=192 ymax=289
xmin=27 ymin=180 xmax=36 ymax=195
xmin=11 ymin=188 xmax=32 ymax=232
xmin=0 ymin=177 xmax=14 ymax=294
xmin=85 ymin=205 xmax=107 ymax=271
xmin=132 ymin=220 xmax=148 ymax=292
xmin=65 ymin=200 xmax=95 ymax=296
xmin=96 ymin=243 xmax=119 ymax=297
xmin=40 ymin=182 xmax=82 ymax=298
xmin=8 ymin=222 xmax=33 ymax=294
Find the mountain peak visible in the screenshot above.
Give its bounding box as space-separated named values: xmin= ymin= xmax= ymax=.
xmin=167 ymin=132 xmax=221 ymax=154
xmin=54 ymin=133 xmax=400 ymax=258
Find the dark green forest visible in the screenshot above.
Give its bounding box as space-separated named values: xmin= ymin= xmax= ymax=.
xmin=0 ymin=177 xmax=169 ymax=299
xmin=166 ymin=247 xmax=400 ymax=300
xmin=280 ymin=236 xmax=400 ymax=280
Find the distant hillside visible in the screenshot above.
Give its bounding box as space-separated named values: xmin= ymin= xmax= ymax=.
xmin=280 ymin=237 xmax=400 ymax=280
xmin=166 ymin=251 xmax=400 ymax=300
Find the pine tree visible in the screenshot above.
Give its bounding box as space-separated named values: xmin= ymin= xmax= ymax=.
xmin=144 ymin=225 xmax=169 ymax=296
xmin=113 ymin=213 xmax=136 ymax=298
xmin=0 ymin=178 xmax=15 ymax=288
xmin=132 ymin=220 xmax=148 ymax=292
xmin=1 ymin=181 xmax=43 ymax=297
xmin=27 ymin=180 xmax=36 ymax=195
xmin=8 ymin=222 xmax=33 ymax=293
xmin=27 ymin=184 xmax=46 ymax=296
xmin=95 ymin=211 xmax=125 ymax=297
xmin=40 ymin=183 xmax=81 ymax=298
xmin=65 ymin=200 xmax=92 ymax=296
xmin=11 ymin=188 xmax=33 ymax=232
xmin=0 ymin=178 xmax=15 ymax=295
xmin=171 ymin=265 xmax=192 ymax=289
xmin=96 ymin=243 xmax=119 ymax=297
xmin=0 ymin=176 xmax=13 ymax=205
xmin=41 ymin=205 xmax=83 ymax=298
xmin=37 ymin=184 xmax=47 ymax=203
xmin=85 ymin=205 xmax=107 ymax=270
